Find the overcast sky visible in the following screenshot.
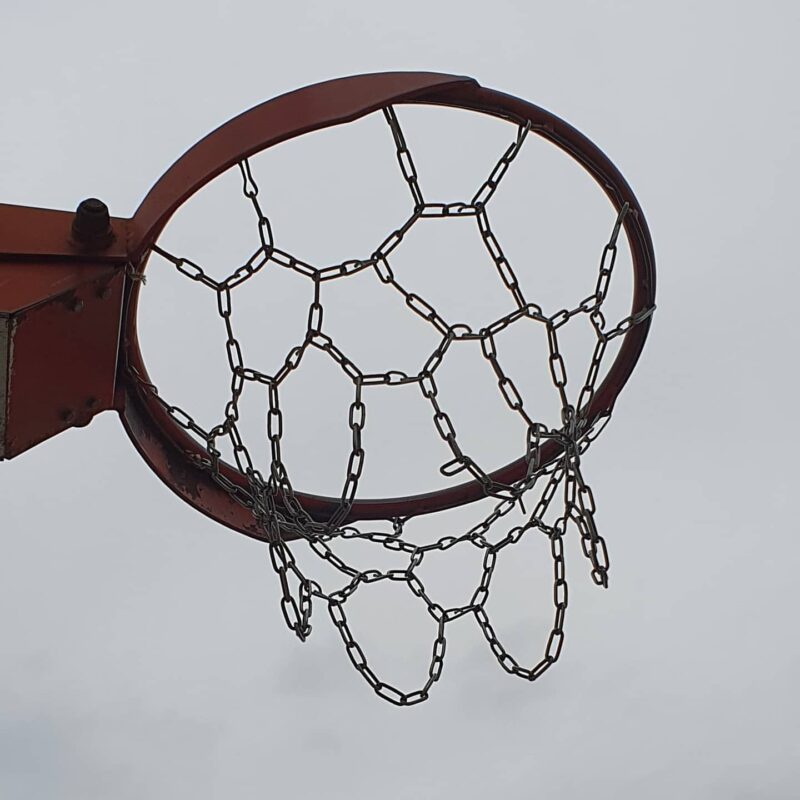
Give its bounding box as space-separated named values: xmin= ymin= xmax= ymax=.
xmin=2 ymin=2 xmax=799 ymax=798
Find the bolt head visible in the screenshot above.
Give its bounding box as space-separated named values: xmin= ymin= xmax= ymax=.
xmin=71 ymin=198 xmax=113 ymax=249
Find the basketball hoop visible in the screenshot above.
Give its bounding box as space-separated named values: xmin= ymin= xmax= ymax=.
xmin=0 ymin=73 xmax=655 ymax=704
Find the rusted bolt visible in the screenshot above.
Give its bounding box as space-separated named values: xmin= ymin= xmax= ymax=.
xmin=60 ymin=409 xmax=75 ymax=424
xmin=71 ymin=198 xmax=113 ymax=249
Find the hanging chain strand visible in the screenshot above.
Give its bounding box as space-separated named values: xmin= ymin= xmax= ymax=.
xmin=131 ymin=106 xmax=654 ymax=705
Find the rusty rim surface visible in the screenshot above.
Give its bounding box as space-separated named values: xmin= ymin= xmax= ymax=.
xmin=119 ymin=72 xmax=656 ymax=540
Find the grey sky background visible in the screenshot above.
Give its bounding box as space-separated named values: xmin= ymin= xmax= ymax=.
xmin=2 ymin=2 xmax=798 ymax=798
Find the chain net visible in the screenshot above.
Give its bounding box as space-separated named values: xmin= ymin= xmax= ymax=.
xmin=130 ymin=105 xmax=654 ymax=705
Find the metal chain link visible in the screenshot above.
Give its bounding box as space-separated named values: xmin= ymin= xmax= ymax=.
xmin=131 ymin=105 xmax=655 ymax=705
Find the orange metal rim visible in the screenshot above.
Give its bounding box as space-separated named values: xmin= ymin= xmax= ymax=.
xmin=118 ymin=72 xmax=656 ymax=540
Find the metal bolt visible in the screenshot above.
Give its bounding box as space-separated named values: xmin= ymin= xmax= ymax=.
xmin=71 ymin=198 xmax=113 ymax=249
xmin=71 ymin=298 xmax=84 ymax=313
